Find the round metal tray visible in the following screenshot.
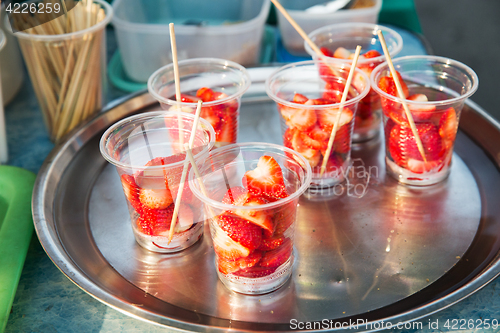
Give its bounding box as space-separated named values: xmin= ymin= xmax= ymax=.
xmin=33 ymin=67 xmax=500 ymax=332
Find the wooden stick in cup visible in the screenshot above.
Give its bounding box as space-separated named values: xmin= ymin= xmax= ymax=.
xmin=320 ymin=45 xmax=362 ymax=177
xmin=270 ymin=0 xmax=355 ymax=96
xmin=169 ymin=23 xmax=184 ymax=148
xmin=168 ymin=100 xmax=203 ymax=243
xmin=377 ymin=30 xmax=427 ymax=163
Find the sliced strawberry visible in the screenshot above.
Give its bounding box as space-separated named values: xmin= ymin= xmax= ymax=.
xmin=215 ymin=107 xmax=237 ymax=146
xmin=120 ymin=174 xmax=142 ymax=213
xmin=139 ymin=187 xmax=173 ymax=210
xmin=333 ymin=47 xmax=352 ymax=59
xmin=218 ymin=251 xmax=262 ymax=275
xmin=330 ymin=123 xmax=351 ymax=155
xmin=137 ymin=203 xmax=193 ymax=236
xmin=213 ymin=224 xmax=252 ymax=261
xmin=231 ymin=196 xmax=274 ymax=234
xmin=291 ymin=129 xmax=321 ymax=168
xmin=313 ymin=153 xmax=344 ymax=175
xmin=280 ymin=101 xmax=317 ymax=132
xmin=317 ymin=106 xmax=354 ymax=132
xmin=273 ymin=201 xmax=296 ymax=237
xmin=407 ymin=159 xmax=442 ymax=174
xmin=308 ymin=125 xmax=330 ymax=145
xmin=200 ymin=106 xmax=222 ymax=132
xmin=292 ymin=93 xmax=308 ymax=104
xmin=259 ymin=238 xmax=293 ymax=269
xmin=299 ymin=130 xmax=324 ymax=150
xmin=388 ymin=123 xmax=444 ymax=168
xmin=242 ymin=156 xmax=289 ymax=201
xmin=217 ymin=213 xmax=262 ymax=252
xmin=352 ymin=72 xmax=368 ymax=95
xmin=196 ymin=87 xmax=216 ymax=102
xmin=322 ymin=80 xmax=345 ymax=102
xmin=232 ymin=266 xmax=277 ymax=278
xmin=438 ymin=107 xmax=458 ymax=149
xmin=362 ymin=50 xmax=382 ymax=59
xmin=377 ymin=72 xmax=409 ymax=99
xmin=258 ymin=235 xmax=285 ymax=251
xmin=320 ymin=46 xmax=334 ymax=57
xmin=180 ymin=93 xmax=201 ymax=103
xmin=283 ymin=127 xmax=295 ymax=150
xmin=222 ymin=186 xmax=248 ymax=205
xmin=408 ymin=94 xmax=436 ymax=121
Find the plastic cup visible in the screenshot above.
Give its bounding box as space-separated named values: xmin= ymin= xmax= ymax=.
xmin=305 ymin=23 xmax=403 ymax=142
xmin=189 ymin=143 xmax=312 ymax=294
xmin=8 ymin=0 xmax=113 ymax=143
xmin=100 ymin=111 xmax=216 ymax=253
xmin=147 ymin=58 xmax=251 ymax=148
xmin=265 ymin=60 xmax=369 ymax=196
xmin=370 ymin=55 xmax=478 ymax=185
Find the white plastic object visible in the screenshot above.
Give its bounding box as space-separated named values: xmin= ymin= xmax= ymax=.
xmin=111 ymin=0 xmax=270 ymax=82
xmin=277 ymin=0 xmax=382 ymax=55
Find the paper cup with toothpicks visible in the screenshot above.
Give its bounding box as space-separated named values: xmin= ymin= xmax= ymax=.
xmin=99 ymin=111 xmax=216 ymax=253
xmin=371 ymin=55 xmax=478 ymax=185
xmin=265 ymin=60 xmax=369 ymax=197
xmin=6 ymin=0 xmax=112 ymax=143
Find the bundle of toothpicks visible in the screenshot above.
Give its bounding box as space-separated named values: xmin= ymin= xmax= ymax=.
xmin=13 ymin=0 xmax=106 ymax=142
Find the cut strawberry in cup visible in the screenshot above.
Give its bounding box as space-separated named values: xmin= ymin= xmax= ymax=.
xmin=148 ymin=58 xmax=251 ymax=148
xmin=189 ymin=143 xmax=312 ymax=294
xmin=305 ymin=23 xmax=403 ymax=142
xmin=265 ymin=60 xmax=369 ymax=196
xmin=100 ymin=111 xmax=216 ymax=253
xmin=371 ymin=55 xmax=479 ymax=185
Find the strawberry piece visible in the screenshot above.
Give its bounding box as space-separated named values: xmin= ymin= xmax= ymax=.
xmin=333 ymin=47 xmax=352 ymax=59
xmin=320 ymin=46 xmax=334 ymax=57
xmin=293 ymin=93 xmax=309 ymax=104
xmin=280 ymin=101 xmax=317 ymax=132
xmin=196 ymin=87 xmax=216 ymax=102
xmin=291 ymin=129 xmax=321 ymax=168
xmin=217 ymin=213 xmax=262 ymax=252
xmin=299 ymin=130 xmax=324 ymax=150
xmin=283 ymin=127 xmax=295 ymax=150
xmin=326 ymin=123 xmax=351 ymax=155
xmin=313 ymin=153 xmax=344 ymax=175
xmin=139 ymin=187 xmax=173 ymax=210
xmin=215 ymin=106 xmax=237 ymax=146
xmin=137 ymin=203 xmax=193 ymax=236
xmin=308 ymin=125 xmax=330 ymax=145
xmin=258 ymin=235 xmax=285 ymax=251
xmin=232 ymin=266 xmax=277 ymax=278
xmin=377 ymin=72 xmax=409 ymax=99
xmin=408 ymin=94 xmax=436 ymax=121
xmin=273 ymin=201 xmax=296 ymax=237
xmin=218 ymin=251 xmax=262 ymax=275
xmin=317 ymin=106 xmax=354 ymax=132
xmin=120 ymin=174 xmax=142 ymax=213
xmin=180 ymin=93 xmax=201 ymax=103
xmin=213 ymin=224 xmax=252 ymax=261
xmin=406 ymin=159 xmax=442 ymax=174
xmin=362 ymin=50 xmax=382 ymax=59
xmin=388 ymin=123 xmax=444 ymax=168
xmin=231 ymin=196 xmax=274 ymax=234
xmin=438 ymin=107 xmax=458 ymax=149
xmin=259 ymin=238 xmax=293 ymax=269
xmin=200 ymin=106 xmax=222 ymax=132
xmin=322 ymin=80 xmax=345 ymax=101
xmin=221 ymin=186 xmax=248 ymax=205
xmin=242 ymin=156 xmax=289 ymax=201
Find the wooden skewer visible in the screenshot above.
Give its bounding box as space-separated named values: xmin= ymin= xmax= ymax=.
xmin=377 ymin=30 xmax=427 ymax=163
xmin=169 ymin=23 xmax=184 ymax=148
xmin=320 ymin=45 xmax=362 ymax=177
xmin=168 ymin=100 xmax=203 ymax=243
xmin=270 ymin=0 xmax=355 ymax=95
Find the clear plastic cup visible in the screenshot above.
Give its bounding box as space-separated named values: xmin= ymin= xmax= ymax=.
xmin=8 ymin=0 xmax=113 ymax=143
xmin=100 ymin=111 xmax=216 ymax=253
xmin=189 ymin=143 xmax=312 ymax=294
xmin=147 ymin=58 xmax=251 ymax=148
xmin=370 ymin=55 xmax=479 ymax=185
xmin=305 ymin=23 xmax=403 ymax=142
xmin=265 ymin=60 xmax=369 ymax=196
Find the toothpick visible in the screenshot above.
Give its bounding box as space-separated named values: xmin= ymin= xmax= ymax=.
xmin=320 ymin=45 xmax=362 ymax=177
xmin=168 ymin=100 xmax=203 ymax=243
xmin=169 ymin=23 xmax=184 ymax=148
xmin=377 ymin=30 xmax=427 ymax=163
xmin=270 ymin=0 xmax=355 ymax=95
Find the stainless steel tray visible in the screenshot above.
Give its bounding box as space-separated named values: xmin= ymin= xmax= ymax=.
xmin=33 ymin=67 xmax=500 ymax=332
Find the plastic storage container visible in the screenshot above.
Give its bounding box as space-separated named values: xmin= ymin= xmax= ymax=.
xmin=276 ymin=0 xmax=382 ymax=56
xmin=112 ymin=0 xmax=270 ymax=82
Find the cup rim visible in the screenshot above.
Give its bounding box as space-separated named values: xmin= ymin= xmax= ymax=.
xmin=265 ymin=60 xmax=371 ymax=109
xmin=4 ymin=0 xmax=113 ymax=41
xmin=188 ymin=142 xmax=313 ymax=211
xmin=304 ymin=23 xmax=403 ymax=65
xmin=99 ymin=111 xmax=216 ymax=170
xmin=370 ymin=55 xmax=479 ymax=107
xmin=147 ymin=57 xmax=252 ymax=107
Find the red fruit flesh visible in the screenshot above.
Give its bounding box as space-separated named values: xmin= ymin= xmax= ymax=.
xmin=217 ymin=213 xmax=262 ymax=252
xmin=291 ymin=129 xmax=321 ymax=168
xmin=438 ymin=107 xmax=458 ymax=150
xmin=320 ymin=47 xmax=334 ymax=57
xmin=232 ymin=266 xmax=277 ymax=278
xmin=120 ymin=174 xmax=142 ymax=213
xmin=259 ymin=238 xmax=293 ymax=269
xmin=137 ymin=203 xmax=193 ymax=236
xmin=258 ymin=235 xmax=285 ymax=251
xmin=221 ymin=186 xmax=248 ymax=205
xmin=218 ymin=251 xmax=262 ymax=275
xmin=242 ymin=155 xmax=289 ymax=201
xmin=292 ymin=93 xmax=309 ymax=104
xmin=317 ymin=106 xmax=354 ymax=132
xmin=377 ymin=72 xmax=409 ymax=99
xmin=362 ymin=50 xmax=382 ymax=58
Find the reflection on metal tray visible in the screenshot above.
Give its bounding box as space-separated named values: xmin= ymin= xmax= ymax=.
xmin=33 ymin=67 xmax=500 ymax=332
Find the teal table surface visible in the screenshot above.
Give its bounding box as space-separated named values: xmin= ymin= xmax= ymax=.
xmin=3 ymin=26 xmax=500 ymax=333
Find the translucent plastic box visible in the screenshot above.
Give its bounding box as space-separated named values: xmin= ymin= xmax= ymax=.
xmin=112 ymin=0 xmax=270 ymax=82
xmin=277 ymin=0 xmax=382 ymax=56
